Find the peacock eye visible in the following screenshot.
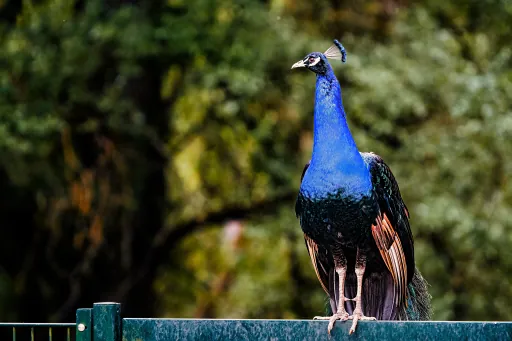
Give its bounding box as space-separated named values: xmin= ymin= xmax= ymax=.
xmin=308 ymin=57 xmax=316 ymax=64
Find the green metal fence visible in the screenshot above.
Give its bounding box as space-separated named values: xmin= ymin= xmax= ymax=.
xmin=0 ymin=323 xmax=75 ymax=341
xmin=2 ymin=302 xmax=512 ymax=340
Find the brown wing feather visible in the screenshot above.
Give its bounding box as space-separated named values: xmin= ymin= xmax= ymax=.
xmin=362 ymin=152 xmax=413 ymax=310
xmin=371 ymin=213 xmax=408 ymax=308
xmin=304 ymin=234 xmax=330 ymax=295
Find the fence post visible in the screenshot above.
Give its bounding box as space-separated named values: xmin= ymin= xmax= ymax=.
xmin=92 ymin=302 xmax=121 ymax=341
xmin=76 ymin=308 xmax=92 ymax=341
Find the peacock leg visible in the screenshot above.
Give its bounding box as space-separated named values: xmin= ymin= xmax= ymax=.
xmin=313 ymin=251 xmax=350 ymax=335
xmin=348 ymin=248 xmax=376 ymax=334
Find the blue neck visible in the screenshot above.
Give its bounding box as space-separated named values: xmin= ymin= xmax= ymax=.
xmin=302 ymin=66 xmax=372 ymax=196
xmin=312 ymin=70 xmax=360 ymax=165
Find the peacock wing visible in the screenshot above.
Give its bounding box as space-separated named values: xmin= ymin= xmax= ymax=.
xmin=361 ymin=152 xmax=415 ymax=309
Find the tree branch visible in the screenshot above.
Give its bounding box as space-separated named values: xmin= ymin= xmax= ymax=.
xmin=113 ymin=189 xmax=298 ymax=301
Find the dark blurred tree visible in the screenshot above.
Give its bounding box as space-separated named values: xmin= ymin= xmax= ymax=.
xmin=0 ymin=0 xmax=171 ymax=321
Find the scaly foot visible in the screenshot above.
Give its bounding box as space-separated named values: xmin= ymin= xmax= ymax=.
xmin=348 ymin=310 xmax=376 ymax=334
xmin=313 ymin=312 xmax=349 ymax=335
xmin=328 ymin=312 xmax=350 ymax=335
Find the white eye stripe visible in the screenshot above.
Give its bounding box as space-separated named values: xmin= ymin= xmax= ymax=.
xmin=309 ymin=57 xmax=321 ymax=66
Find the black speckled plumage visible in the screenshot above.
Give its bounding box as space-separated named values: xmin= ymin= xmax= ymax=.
xmin=292 ymin=41 xmax=431 ymax=331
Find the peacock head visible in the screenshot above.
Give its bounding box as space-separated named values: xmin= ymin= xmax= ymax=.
xmin=291 ymin=39 xmax=347 ymax=75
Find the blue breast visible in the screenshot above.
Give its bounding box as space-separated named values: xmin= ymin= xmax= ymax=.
xmin=300 ymin=162 xmax=372 ymax=200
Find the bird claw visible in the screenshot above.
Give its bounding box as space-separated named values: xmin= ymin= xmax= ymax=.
xmin=348 ymin=311 xmax=376 ymax=334
xmin=326 ymin=312 xmax=349 ymax=335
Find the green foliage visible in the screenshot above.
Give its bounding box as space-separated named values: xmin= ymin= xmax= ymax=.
xmin=0 ymin=0 xmax=511 ymax=322
xmin=340 ymin=8 xmax=512 ymax=320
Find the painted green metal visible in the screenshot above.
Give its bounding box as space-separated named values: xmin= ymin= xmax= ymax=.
xmin=76 ymin=308 xmax=92 ymax=341
xmin=92 ymin=303 xmax=121 ymax=341
xmin=0 ymin=323 xmax=76 ymax=326
xmin=2 ymin=302 xmax=512 ymax=340
xmin=122 ymin=318 xmax=512 ymax=341
xmin=0 ymin=323 xmax=75 ymax=341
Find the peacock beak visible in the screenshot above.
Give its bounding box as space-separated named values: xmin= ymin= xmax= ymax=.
xmin=291 ymin=60 xmax=306 ymax=69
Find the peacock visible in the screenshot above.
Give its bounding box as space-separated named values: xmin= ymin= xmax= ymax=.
xmin=292 ymin=40 xmax=431 ymax=335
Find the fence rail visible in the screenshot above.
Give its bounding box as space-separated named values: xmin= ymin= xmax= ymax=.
xmin=0 ymin=323 xmax=75 ymax=341
xmin=2 ymin=302 xmax=512 ymax=340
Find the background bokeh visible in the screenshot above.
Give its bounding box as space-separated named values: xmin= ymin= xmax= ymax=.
xmin=0 ymin=0 xmax=511 ymax=323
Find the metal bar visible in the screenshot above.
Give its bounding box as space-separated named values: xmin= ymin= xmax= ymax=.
xmin=121 ymin=319 xmax=512 ymax=341
xmin=2 ymin=324 xmax=76 ymax=341
xmin=76 ymin=308 xmax=92 ymax=341
xmin=93 ymin=303 xmax=121 ymax=341
xmin=0 ymin=323 xmax=76 ymax=327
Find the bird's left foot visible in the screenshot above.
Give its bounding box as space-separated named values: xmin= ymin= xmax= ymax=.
xmin=348 ymin=310 xmax=376 ymax=334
